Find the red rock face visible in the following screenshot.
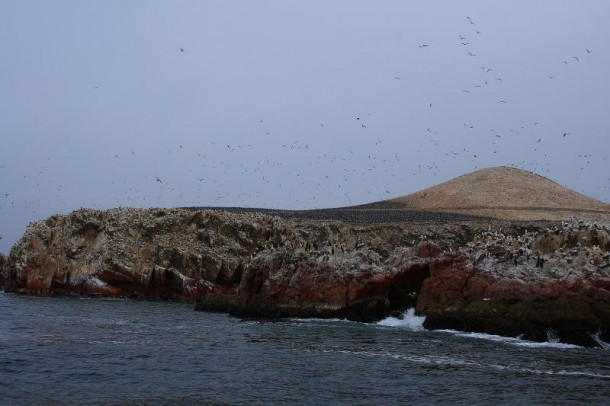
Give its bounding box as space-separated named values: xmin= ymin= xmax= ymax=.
xmin=418 ymin=258 xmax=610 ymax=347
xmin=1 ymin=209 xmax=254 ymax=303
xmin=229 ymin=253 xmax=394 ymax=322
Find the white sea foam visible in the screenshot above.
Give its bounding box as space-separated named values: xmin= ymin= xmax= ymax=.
xmin=323 ymin=347 xmax=610 ymax=379
xmin=512 ymin=340 xmax=581 ymax=349
xmin=376 ymin=308 xmax=425 ymax=330
xmin=437 ymin=330 xmax=582 ymax=349
xmin=288 ymin=317 xmax=353 ymax=324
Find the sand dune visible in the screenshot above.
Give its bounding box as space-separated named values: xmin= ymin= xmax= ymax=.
xmin=390 ymin=166 xmax=610 ymax=221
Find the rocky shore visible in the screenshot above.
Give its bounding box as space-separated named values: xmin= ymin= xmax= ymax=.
xmin=1 ymin=207 xmax=609 ymax=347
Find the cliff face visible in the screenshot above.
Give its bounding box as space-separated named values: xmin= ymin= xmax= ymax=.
xmin=418 ymin=223 xmax=610 ymax=346
xmin=1 ymin=208 xmax=461 ymax=304
xmin=2 ymin=207 xmax=610 ymax=347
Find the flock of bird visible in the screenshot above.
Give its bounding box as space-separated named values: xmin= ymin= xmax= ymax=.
xmin=0 ymin=13 xmax=608 ymax=249
xmin=412 ymin=16 xmax=599 ymax=177
xmin=134 ymin=14 xmax=601 ymax=208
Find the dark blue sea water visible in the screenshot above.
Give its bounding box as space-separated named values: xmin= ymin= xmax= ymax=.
xmin=1 ymin=292 xmax=609 ymax=405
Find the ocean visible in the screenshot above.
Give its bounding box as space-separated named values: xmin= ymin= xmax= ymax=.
xmin=1 ymin=292 xmax=609 ymax=405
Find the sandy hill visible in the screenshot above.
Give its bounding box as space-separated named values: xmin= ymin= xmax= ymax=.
xmin=390 ymin=166 xmax=610 ymax=221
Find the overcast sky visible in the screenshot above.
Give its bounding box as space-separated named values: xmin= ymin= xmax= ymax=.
xmin=1 ymin=1 xmax=610 ymax=253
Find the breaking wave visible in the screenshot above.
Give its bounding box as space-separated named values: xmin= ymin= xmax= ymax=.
xmin=376 ymin=308 xmax=425 ymax=330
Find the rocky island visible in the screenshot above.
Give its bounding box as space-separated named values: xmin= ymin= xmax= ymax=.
xmin=2 ymin=167 xmax=610 ymax=347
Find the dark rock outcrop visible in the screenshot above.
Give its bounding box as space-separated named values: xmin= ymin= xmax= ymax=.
xmin=0 ymin=252 xmax=6 ymax=288
xmin=2 ymin=208 xmax=610 ymax=347
xmin=418 ymin=255 xmax=610 ymax=347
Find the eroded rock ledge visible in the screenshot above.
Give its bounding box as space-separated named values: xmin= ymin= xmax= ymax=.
xmin=1 ymin=207 xmax=609 ymax=347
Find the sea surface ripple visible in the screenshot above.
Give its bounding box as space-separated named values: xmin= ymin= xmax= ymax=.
xmin=1 ymin=293 xmax=609 ymax=405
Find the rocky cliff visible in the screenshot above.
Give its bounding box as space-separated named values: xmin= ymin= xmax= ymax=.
xmin=2 ymin=207 xmax=609 ymax=347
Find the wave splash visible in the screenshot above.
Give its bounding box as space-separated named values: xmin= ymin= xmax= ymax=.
xmin=376 ymin=308 xmax=425 ymax=330
xmin=590 ymin=330 xmax=610 ymax=350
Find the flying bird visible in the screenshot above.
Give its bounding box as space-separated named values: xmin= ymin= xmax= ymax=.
xmin=586 ymin=49 xmax=592 ymax=54
xmin=572 ymin=56 xmax=580 ymax=62
xmin=155 ymin=177 xmax=162 ymax=183
xmin=180 ymin=48 xmax=185 ymax=52
xmin=468 ymin=51 xmax=476 ymax=57
xmin=466 ymin=16 xmax=474 ymax=24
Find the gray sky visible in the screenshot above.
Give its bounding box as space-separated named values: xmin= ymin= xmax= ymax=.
xmin=1 ymin=0 xmax=610 ymax=253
